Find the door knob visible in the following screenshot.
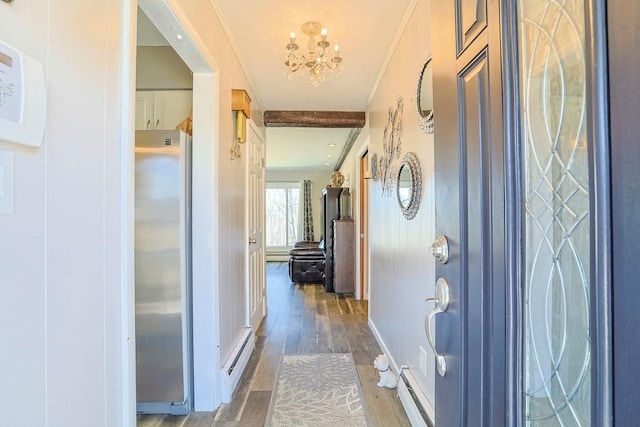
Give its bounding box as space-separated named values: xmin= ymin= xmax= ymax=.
xmin=248 ymin=237 xmax=257 ymax=245
xmin=425 ymin=277 xmax=450 ymax=377
xmin=430 ymin=234 xmax=449 ymax=264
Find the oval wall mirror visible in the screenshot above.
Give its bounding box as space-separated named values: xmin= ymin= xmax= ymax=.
xmin=396 ymin=152 xmax=422 ymax=220
xmin=398 ymin=164 xmax=412 ymax=208
xmin=416 ymin=55 xmax=434 ymax=134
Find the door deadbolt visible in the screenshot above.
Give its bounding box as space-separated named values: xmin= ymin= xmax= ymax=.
xmin=430 ymin=234 xmax=449 ymax=264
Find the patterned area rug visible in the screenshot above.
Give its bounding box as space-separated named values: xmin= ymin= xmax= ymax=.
xmin=265 ymin=353 xmax=370 ymax=426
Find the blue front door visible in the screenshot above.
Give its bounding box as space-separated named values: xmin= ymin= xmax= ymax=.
xmin=432 ymin=0 xmax=612 ymax=425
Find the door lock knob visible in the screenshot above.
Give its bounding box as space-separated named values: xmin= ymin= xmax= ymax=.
xmin=430 ymin=234 xmax=449 ymax=264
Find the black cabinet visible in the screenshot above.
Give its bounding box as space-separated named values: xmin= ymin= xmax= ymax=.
xmin=321 ymin=187 xmax=343 ymax=292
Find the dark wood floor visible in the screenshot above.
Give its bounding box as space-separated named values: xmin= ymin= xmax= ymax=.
xmin=137 ymin=262 xmax=410 ymax=426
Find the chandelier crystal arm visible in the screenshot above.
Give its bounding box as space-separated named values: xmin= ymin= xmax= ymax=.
xmin=284 ymin=21 xmax=344 ymax=86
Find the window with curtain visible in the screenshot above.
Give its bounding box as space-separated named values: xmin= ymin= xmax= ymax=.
xmin=266 ymin=182 xmax=300 ymax=247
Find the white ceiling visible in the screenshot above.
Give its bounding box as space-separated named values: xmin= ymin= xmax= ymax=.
xmin=138 ymin=1 xmax=417 ymax=170
xmin=266 ymin=127 xmax=354 ymax=170
xmin=212 ymin=0 xmax=415 ymax=110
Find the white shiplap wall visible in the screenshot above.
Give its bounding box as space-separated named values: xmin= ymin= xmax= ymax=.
xmin=173 ymin=0 xmax=265 ymax=373
xmin=0 ymin=0 xmax=131 ymax=425
xmin=340 ymin=0 xmax=436 ymax=409
xmin=0 ymin=0 xmax=263 ymax=425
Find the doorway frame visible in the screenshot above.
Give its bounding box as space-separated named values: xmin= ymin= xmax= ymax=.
xmin=354 ymin=136 xmax=370 ymax=300
xmin=124 ymin=0 xmax=224 ymax=421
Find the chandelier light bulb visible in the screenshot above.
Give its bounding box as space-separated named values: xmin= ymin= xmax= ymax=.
xmin=284 ymin=21 xmax=344 ymax=86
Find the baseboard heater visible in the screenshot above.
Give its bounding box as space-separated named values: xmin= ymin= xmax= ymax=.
xmin=397 ymin=369 xmax=435 ymax=427
xmin=220 ymin=327 xmax=255 ymax=403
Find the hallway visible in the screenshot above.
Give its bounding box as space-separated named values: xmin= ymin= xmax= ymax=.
xmin=137 ymin=262 xmax=410 ymax=426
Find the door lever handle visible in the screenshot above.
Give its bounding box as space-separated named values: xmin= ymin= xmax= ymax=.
xmin=425 ymin=278 xmax=450 ymax=377
xmin=248 ymin=237 xmax=257 ymax=245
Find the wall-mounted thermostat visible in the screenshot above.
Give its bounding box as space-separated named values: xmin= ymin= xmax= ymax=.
xmin=0 ymin=40 xmax=46 ymax=147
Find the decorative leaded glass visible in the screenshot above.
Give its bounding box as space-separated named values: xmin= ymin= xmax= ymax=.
xmin=518 ymin=0 xmax=591 ymax=425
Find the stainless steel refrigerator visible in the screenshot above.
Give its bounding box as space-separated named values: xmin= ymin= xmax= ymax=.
xmin=134 ymin=130 xmax=192 ymax=415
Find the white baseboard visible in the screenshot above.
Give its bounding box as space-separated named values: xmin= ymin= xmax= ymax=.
xmin=367 ymin=318 xmax=400 ymax=372
xmin=266 ymin=254 xmax=289 ymax=262
xmin=368 ymin=318 xmax=434 ymax=427
xmin=397 ymin=369 xmax=435 ymax=427
xmin=219 ymin=327 xmax=254 ymax=403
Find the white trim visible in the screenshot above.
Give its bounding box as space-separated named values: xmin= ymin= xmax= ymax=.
xmin=141 ymin=0 xmax=216 ymax=72
xmin=207 ymin=0 xmax=263 ymax=108
xmin=121 ymin=3 xmax=139 ymax=426
xmin=219 ymin=328 xmax=255 ymax=403
xmin=397 ymin=369 xmax=434 ymax=426
xmin=266 ymin=181 xmax=302 ymax=189
xmin=133 ymin=0 xmax=223 ymax=413
xmin=368 ymin=318 xmax=400 ymax=375
xmin=191 ymin=72 xmax=222 ymax=411
xmin=354 ymin=135 xmax=370 ymax=301
xmin=369 ymin=317 xmax=435 ymax=426
xmin=245 ymin=119 xmax=251 ymax=328
xmin=367 ymin=0 xmax=420 ymax=107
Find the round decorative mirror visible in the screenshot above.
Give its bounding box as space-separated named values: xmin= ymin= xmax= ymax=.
xmin=396 ymin=152 xmax=422 ymax=220
xmin=398 ymin=164 xmax=412 ymax=208
xmin=416 ymin=55 xmax=434 ymax=134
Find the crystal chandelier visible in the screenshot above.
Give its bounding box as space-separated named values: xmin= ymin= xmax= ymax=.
xmin=284 ymin=21 xmax=343 ymax=86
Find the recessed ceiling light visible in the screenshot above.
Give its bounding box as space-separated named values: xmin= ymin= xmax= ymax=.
xmin=326 ymin=154 xmax=332 ymax=158
xmin=328 ymin=143 xmax=337 ymax=147
xmin=324 ymin=163 xmax=331 ymax=166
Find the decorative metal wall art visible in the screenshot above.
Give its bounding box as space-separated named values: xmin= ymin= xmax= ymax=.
xmin=379 ymin=96 xmax=403 ymax=195
xmin=370 ymin=153 xmax=379 ymax=181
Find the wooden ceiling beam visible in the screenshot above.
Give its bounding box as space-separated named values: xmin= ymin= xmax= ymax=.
xmin=263 ymin=111 xmax=366 ymax=128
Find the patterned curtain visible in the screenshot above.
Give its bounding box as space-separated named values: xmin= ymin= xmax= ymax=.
xmin=303 ymin=180 xmax=314 ymax=241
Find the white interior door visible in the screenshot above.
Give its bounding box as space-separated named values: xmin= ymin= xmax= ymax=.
xmin=247 ymin=120 xmax=266 ymax=331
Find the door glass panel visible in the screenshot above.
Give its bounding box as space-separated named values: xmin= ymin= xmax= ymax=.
xmin=518 ymin=0 xmax=590 ymax=425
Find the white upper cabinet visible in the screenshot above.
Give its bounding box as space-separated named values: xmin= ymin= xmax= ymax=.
xmin=135 ymin=90 xmax=192 ymax=130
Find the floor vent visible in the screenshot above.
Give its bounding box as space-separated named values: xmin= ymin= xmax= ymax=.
xmin=397 ymin=369 xmax=435 ymax=427
xmin=220 ymin=327 xmax=254 ymax=403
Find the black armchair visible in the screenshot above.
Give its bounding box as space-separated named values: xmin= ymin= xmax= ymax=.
xmin=294 ymin=240 xmax=321 ymax=249
xmin=288 ymin=241 xmax=325 ymax=283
